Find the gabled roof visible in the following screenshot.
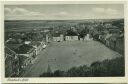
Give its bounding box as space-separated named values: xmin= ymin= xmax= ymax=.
xmin=6 ymin=44 xmax=22 ymax=51
xmin=18 ymin=55 xmax=29 ymax=65
xmin=5 ymin=46 xmax=16 ymax=59
xmin=5 ymin=46 xmax=16 ymax=55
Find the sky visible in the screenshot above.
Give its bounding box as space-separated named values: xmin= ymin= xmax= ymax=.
xmin=4 ymin=4 xmax=124 ymax=20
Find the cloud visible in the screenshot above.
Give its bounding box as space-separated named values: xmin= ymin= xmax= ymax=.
xmin=93 ymin=8 xmax=105 ymax=13
xmin=4 ymin=6 xmax=123 ymax=20
xmin=106 ymin=8 xmax=118 ymax=15
xmin=52 ymin=11 xmax=69 ymax=17
xmin=59 ymin=11 xmax=68 ymax=15
xmin=4 ymin=8 xmax=12 ymax=15
xmin=12 ymin=7 xmax=29 ymax=15
xmin=52 ymin=11 xmax=80 ymax=19
xmin=92 ymin=7 xmax=118 ymax=15
xmin=4 ymin=7 xmax=44 ymax=16
xmin=4 ymin=7 xmax=46 ymax=20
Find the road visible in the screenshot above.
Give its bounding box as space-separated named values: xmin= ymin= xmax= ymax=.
xmin=23 ymin=40 xmax=122 ymax=77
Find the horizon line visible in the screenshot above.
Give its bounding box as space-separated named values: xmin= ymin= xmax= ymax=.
xmin=5 ymin=18 xmax=124 ymax=21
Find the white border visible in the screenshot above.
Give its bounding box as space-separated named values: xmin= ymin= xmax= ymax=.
xmin=0 ymin=0 xmax=128 ymax=83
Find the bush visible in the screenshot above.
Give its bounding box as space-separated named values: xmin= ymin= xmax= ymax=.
xmin=40 ymin=56 xmax=124 ymax=77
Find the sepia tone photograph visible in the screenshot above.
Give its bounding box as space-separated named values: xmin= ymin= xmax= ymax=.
xmin=4 ymin=2 xmax=125 ymax=77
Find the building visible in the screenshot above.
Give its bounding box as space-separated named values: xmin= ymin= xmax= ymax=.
xmin=46 ymin=34 xmax=52 ymax=43
xmin=46 ymin=34 xmax=49 ymax=43
xmin=14 ymin=44 xmax=36 ymax=66
xmin=53 ymin=33 xmax=64 ymax=42
xmin=53 ymin=37 xmax=61 ymax=42
xmin=85 ymin=34 xmax=93 ymax=41
xmin=60 ymin=34 xmax=64 ymax=41
xmin=31 ymin=41 xmax=43 ymax=55
xmin=104 ymin=33 xmax=112 ymax=46
xmin=65 ymin=36 xmax=78 ymax=41
xmin=65 ymin=30 xmax=78 ymax=41
xmin=5 ymin=46 xmax=20 ymax=77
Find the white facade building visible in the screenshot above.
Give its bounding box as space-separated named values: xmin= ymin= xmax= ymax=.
xmin=65 ymin=36 xmax=78 ymax=41
xmin=53 ymin=34 xmax=64 ymax=42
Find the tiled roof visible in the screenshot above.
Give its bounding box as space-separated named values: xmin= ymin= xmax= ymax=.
xmin=31 ymin=41 xmax=41 ymax=46
xmin=5 ymin=46 xmax=16 ymax=58
xmin=6 ymin=44 xmax=22 ymax=51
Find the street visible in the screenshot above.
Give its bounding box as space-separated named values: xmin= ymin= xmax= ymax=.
xmin=23 ymin=40 xmax=122 ymax=77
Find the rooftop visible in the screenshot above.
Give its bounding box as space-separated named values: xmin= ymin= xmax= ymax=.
xmin=66 ymin=30 xmax=78 ymax=36
xmin=14 ymin=44 xmax=35 ymax=54
xmin=6 ymin=44 xmax=22 ymax=51
xmin=31 ymin=41 xmax=41 ymax=46
xmin=5 ymin=46 xmax=16 ymax=59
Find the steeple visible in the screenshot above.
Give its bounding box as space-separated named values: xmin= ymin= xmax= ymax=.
xmin=47 ymin=64 xmax=52 ymax=73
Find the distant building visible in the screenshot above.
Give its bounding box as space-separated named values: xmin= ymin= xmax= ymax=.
xmin=47 ymin=64 xmax=52 ymax=73
xmin=65 ymin=30 xmax=78 ymax=41
xmin=53 ymin=37 xmax=61 ymax=42
xmin=60 ymin=34 xmax=64 ymax=41
xmin=105 ymin=33 xmax=112 ymax=46
xmin=65 ymin=36 xmax=78 ymax=41
xmin=104 ymin=22 xmax=112 ymax=28
xmin=46 ymin=34 xmax=49 ymax=42
xmin=84 ymin=34 xmax=93 ymax=41
xmin=46 ymin=34 xmax=51 ymax=43
xmin=53 ymin=33 xmax=64 ymax=42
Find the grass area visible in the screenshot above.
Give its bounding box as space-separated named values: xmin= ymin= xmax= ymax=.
xmin=47 ymin=40 xmax=121 ymax=70
xmin=23 ymin=40 xmax=122 ymax=77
